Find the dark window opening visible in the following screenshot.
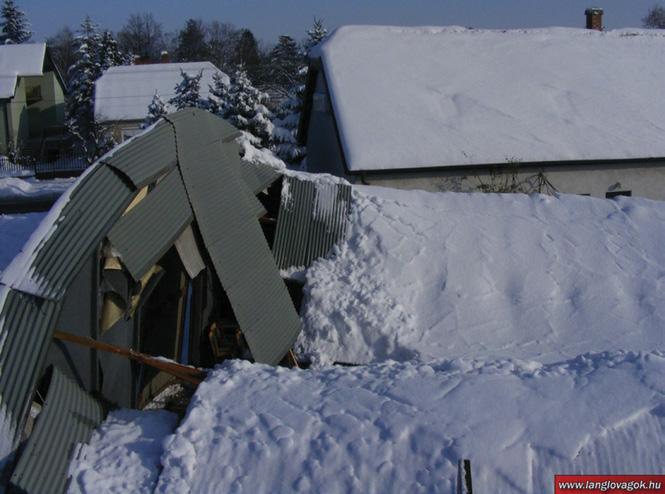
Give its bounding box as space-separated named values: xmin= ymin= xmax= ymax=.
xmin=26 ymin=84 xmax=42 ymax=105
xmin=606 ymin=190 xmax=632 ymax=199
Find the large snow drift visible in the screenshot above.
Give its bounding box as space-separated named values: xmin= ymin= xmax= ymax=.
xmin=298 ymin=187 xmax=665 ymax=365
xmin=154 ymin=354 xmax=665 ymax=493
xmin=316 ymin=26 xmax=665 ymax=170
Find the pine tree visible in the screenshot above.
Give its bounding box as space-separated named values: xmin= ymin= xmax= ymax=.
xmin=66 ymin=17 xmax=116 ymax=162
xmin=268 ymin=18 xmax=327 ymax=166
xmin=98 ymin=30 xmax=124 ymax=71
xmin=175 ymin=18 xmax=208 ymax=62
xmin=66 ymin=17 xmax=101 ymax=149
xmin=207 ymin=71 xmax=230 ymax=116
xmin=304 ymin=17 xmax=328 ymax=53
xmin=145 ymin=91 xmax=168 ymax=126
xmin=0 ymin=0 xmax=31 ymax=44
xmin=227 ymin=64 xmax=272 ymax=145
xmin=269 ymin=35 xmax=301 ymax=92
xmin=169 ymin=69 xmax=204 ymax=110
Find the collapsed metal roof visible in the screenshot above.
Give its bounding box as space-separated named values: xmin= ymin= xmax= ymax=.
xmin=0 ymin=109 xmax=300 ymax=490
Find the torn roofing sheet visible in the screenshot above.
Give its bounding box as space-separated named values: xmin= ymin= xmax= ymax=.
xmin=9 ymin=367 xmax=104 ymax=494
xmin=272 ymin=175 xmax=352 ymax=270
xmin=166 ymin=110 xmax=302 ymax=365
xmin=107 ymin=168 xmax=193 ymax=281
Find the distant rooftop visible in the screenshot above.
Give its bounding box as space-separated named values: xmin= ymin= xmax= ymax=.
xmin=0 ymin=43 xmax=46 ymax=99
xmin=94 ymin=61 xmax=228 ymax=122
xmin=312 ymin=26 xmax=665 ymax=171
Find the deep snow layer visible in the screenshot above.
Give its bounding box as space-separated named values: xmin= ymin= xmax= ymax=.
xmin=298 ymin=188 xmax=665 ymax=365
xmin=317 ymin=26 xmax=665 ymax=170
xmin=153 ymin=353 xmax=665 ymax=493
xmin=67 ymin=410 xmax=178 ymax=494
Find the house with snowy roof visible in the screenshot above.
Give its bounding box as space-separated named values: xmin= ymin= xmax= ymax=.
xmin=0 ymin=43 xmax=68 ymax=159
xmin=94 ymin=62 xmax=228 ymax=141
xmin=300 ymin=12 xmax=665 ymax=200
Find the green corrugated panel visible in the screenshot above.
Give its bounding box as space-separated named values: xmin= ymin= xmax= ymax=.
xmin=23 ymin=165 xmax=135 ymax=300
xmin=107 ymin=168 xmax=193 ymax=280
xmin=0 ymin=289 xmax=62 ymax=449
xmin=10 ymin=366 xmax=104 ymax=494
xmin=167 ymin=109 xmax=301 ymax=365
xmin=167 ymin=108 xmax=241 ymax=144
xmin=102 ymin=121 xmax=178 ymax=188
xmin=272 ymin=177 xmax=315 ymax=269
xmin=272 ymin=177 xmax=352 ymax=270
xmin=239 ymin=162 xmax=281 ymax=195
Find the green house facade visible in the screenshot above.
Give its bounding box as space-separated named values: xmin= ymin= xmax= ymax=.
xmin=0 ymin=43 xmax=68 ymax=159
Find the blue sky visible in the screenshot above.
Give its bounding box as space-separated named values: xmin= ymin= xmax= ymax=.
xmin=22 ymin=0 xmax=660 ymax=44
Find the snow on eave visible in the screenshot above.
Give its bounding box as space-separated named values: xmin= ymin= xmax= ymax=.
xmin=0 ymin=43 xmax=46 ymax=99
xmin=316 ymin=25 xmax=665 ymax=171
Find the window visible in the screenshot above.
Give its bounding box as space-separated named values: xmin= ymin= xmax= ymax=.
xmin=606 ymin=190 xmax=632 ymax=199
xmin=25 ymin=84 xmax=42 ymax=105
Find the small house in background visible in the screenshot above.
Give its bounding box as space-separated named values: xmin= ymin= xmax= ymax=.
xmin=300 ymin=11 xmax=665 ymax=200
xmin=0 ymin=43 xmax=68 ymax=160
xmin=94 ymin=62 xmax=228 ymax=142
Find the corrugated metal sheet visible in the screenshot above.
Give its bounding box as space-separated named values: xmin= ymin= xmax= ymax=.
xmin=24 ymin=165 xmax=135 ymax=300
xmin=0 ymin=289 xmax=61 ymax=447
xmin=102 ymin=121 xmax=177 ymax=188
xmin=167 ymin=110 xmax=301 ymax=365
xmin=10 ymin=366 xmax=104 ymax=494
xmin=167 ymin=108 xmax=241 ymax=144
xmin=272 ymin=176 xmax=352 ymax=270
xmin=239 ymin=161 xmax=281 ymax=195
xmin=107 ymin=168 xmax=193 ymax=280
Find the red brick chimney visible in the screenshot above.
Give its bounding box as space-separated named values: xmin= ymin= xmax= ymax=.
xmin=160 ymin=51 xmax=170 ymax=63
xmin=585 ymin=7 xmax=603 ymax=31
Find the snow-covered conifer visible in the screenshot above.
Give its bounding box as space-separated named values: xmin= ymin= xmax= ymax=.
xmin=169 ymin=69 xmax=204 ymax=110
xmin=268 ymin=18 xmax=327 ymax=166
xmin=0 ymin=0 xmax=31 ymax=44
xmin=66 ymin=17 xmax=100 ymax=141
xmin=207 ymin=71 xmax=230 ymax=116
xmin=145 ymin=91 xmax=168 ymax=126
xmin=98 ymin=30 xmax=124 ymax=71
xmin=304 ymin=17 xmax=328 ymax=53
xmin=66 ymin=17 xmax=114 ymax=161
xmin=269 ymin=35 xmax=300 ymax=91
xmin=226 ymin=64 xmax=272 ymax=145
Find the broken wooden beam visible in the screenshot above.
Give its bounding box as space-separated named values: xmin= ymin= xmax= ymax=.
xmin=53 ymin=330 xmax=207 ymax=385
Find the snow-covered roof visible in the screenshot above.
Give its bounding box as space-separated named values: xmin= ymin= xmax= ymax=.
xmin=94 ymin=62 xmax=229 ymax=122
xmin=0 ymin=43 xmax=46 ymax=99
xmin=314 ymin=26 xmax=665 ymax=171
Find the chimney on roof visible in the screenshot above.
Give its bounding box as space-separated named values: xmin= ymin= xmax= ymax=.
xmin=585 ymin=7 xmax=603 ymax=31
xmin=160 ymin=50 xmax=170 ymax=63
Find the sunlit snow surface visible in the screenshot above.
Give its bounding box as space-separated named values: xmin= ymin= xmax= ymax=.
xmin=316 ymin=26 xmax=665 ymax=170
xmin=299 ymin=188 xmax=665 ymax=365
xmin=154 ymin=355 xmax=665 ymax=493
xmin=73 ymin=186 xmax=665 ymax=493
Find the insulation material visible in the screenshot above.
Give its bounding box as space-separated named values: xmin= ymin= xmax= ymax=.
xmin=174 ymin=226 xmax=205 ymax=280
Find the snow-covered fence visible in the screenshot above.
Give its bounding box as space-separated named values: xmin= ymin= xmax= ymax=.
xmin=0 ymin=155 xmax=33 ymax=177
xmin=0 ymin=155 xmax=88 ymax=178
